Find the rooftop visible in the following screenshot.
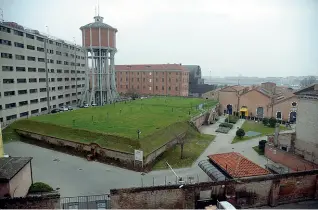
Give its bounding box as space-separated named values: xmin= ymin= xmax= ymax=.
xmin=294 ymin=83 xmax=318 ymax=97
xmin=208 ymin=152 xmax=270 ymax=178
xmin=0 ymin=157 xmax=32 ymax=182
xmin=115 ymin=64 xmax=188 ymax=71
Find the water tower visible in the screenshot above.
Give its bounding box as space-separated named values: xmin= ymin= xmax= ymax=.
xmin=80 ymin=14 xmax=118 ymax=105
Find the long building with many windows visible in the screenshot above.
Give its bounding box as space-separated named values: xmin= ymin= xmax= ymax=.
xmin=0 ymin=21 xmax=87 ymax=126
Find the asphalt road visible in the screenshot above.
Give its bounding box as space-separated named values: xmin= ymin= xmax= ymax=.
xmin=4 ymin=117 xmax=270 ymax=197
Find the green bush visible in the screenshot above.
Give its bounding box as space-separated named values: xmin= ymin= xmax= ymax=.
xmin=236 ymin=128 xmax=245 ymax=139
xmin=268 ymin=117 xmax=277 ymax=128
xmin=28 ymin=182 xmax=53 ymax=193
xmin=216 ymin=127 xmax=231 ymax=134
xmin=219 ymin=122 xmax=234 ymax=129
xmin=258 ymin=140 xmax=267 ymax=152
xmin=224 ymin=115 xmax=239 ymax=124
xmin=262 ymin=118 xmax=269 ymax=126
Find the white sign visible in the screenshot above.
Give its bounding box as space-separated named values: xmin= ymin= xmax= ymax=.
xmin=134 ymin=150 xmax=143 ymax=161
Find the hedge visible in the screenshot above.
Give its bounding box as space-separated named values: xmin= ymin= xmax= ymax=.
xmin=28 ymin=182 xmax=53 ymax=193
xmin=224 ymin=115 xmax=239 ymax=124
xmin=219 ymin=122 xmax=234 ymax=129
xmin=216 ymin=127 xmax=231 ymax=134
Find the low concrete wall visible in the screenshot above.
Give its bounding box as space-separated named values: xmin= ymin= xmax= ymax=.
xmin=16 ymin=129 xmax=136 ymax=171
xmin=265 ymin=144 xmax=318 ymax=171
xmin=191 ymin=104 xmax=219 ymax=129
xmin=110 ymin=169 xmax=318 ymax=209
xmin=0 ymin=191 xmax=60 ymax=209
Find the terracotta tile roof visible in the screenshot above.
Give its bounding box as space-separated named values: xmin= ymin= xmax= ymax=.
xmin=115 ymin=64 xmax=188 ymax=71
xmin=231 ymin=85 xmax=245 ymax=91
xmin=208 ymin=152 xmax=270 ymax=178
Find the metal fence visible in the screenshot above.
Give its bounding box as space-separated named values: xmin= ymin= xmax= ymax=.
xmin=60 ymin=194 xmax=110 ymax=209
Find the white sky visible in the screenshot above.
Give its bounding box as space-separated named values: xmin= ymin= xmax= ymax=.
xmin=1 ymin=0 xmax=317 ymax=77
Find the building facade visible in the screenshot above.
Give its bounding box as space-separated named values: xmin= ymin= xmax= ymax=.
xmin=115 ymin=64 xmax=189 ymax=96
xmin=0 ymin=21 xmax=87 ymax=126
xmin=203 ymin=82 xmax=298 ymax=121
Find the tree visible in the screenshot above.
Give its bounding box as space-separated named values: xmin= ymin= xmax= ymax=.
xmin=300 ymin=76 xmax=317 ymax=88
xmin=263 ymin=117 xmax=269 ymax=126
xmin=236 ymin=128 xmax=245 ymax=139
xmin=268 ymin=117 xmax=277 ymax=128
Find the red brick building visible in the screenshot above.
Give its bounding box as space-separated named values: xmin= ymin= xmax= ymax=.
xmin=115 ymin=64 xmax=189 ymax=96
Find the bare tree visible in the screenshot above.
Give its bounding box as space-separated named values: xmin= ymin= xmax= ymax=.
xmin=175 ymin=133 xmax=187 ymax=159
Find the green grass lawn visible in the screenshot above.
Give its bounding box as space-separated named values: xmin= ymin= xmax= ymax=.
xmin=152 ymin=128 xmax=215 ymax=170
xmin=252 ymin=146 xmax=264 ymax=155
xmin=232 ymin=120 xmax=290 ymax=144
xmin=7 ymin=97 xmax=218 ymax=154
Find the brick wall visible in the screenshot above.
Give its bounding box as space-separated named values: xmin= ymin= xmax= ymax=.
xmin=110 ymin=170 xmax=318 ymax=209
xmin=265 ymin=144 xmax=318 ymax=171
xmin=0 ymin=192 xmax=60 ymax=209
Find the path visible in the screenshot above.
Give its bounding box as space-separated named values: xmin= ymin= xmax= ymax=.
xmin=4 ymin=116 xmax=268 ymax=196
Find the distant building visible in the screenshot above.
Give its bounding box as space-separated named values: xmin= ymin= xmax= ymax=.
xmin=199 ymin=152 xmax=270 ymax=181
xmin=203 ymin=82 xmax=298 ymax=122
xmin=115 ymin=64 xmax=189 ymax=96
xmin=183 ymin=65 xmax=216 ymax=97
xmin=0 ymin=157 xmax=33 ymax=198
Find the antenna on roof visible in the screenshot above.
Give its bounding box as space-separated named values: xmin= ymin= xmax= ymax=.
xmin=95 ymin=6 xmax=97 ymax=16
xmin=97 ymin=0 xmax=100 ymax=16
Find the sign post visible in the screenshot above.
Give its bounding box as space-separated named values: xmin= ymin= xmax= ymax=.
xmin=134 ymin=149 xmax=143 ymax=168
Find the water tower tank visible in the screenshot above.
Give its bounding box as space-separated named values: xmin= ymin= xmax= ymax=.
xmin=80 ymin=16 xmax=117 ymax=49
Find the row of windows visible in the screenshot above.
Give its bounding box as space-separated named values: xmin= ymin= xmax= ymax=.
xmin=116 ymin=77 xmax=185 ymax=83
xmin=117 ymin=71 xmax=189 ymax=76
xmin=0 ymin=52 xmax=85 ymax=66
xmin=0 ymin=25 xmax=84 ymax=52
xmin=118 ymin=85 xmax=179 ymax=91
xmin=1 ymin=66 xmax=85 ymax=74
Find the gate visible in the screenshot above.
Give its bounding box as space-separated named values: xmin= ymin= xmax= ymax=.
xmin=60 ymin=194 xmax=110 ymax=209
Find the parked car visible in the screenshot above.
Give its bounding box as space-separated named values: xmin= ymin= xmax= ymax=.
xmin=92 ymin=103 xmax=97 ymax=107
xmin=68 ymin=106 xmax=73 ymax=110
xmin=59 ymin=106 xmax=69 ymax=111
xmin=51 ymin=109 xmax=60 ymax=114
xmin=83 ymin=104 xmax=89 ymax=108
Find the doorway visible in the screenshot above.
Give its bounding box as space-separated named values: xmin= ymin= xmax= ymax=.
xmin=226 ymin=104 xmax=233 ymax=115
xmin=289 ymin=111 xmax=297 ymax=123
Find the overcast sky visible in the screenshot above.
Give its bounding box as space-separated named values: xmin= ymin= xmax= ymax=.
xmin=1 ymin=0 xmax=317 ymax=77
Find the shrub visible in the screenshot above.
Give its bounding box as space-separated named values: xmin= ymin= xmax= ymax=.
xmin=262 ymin=117 xmax=269 ymax=126
xmin=219 ymin=122 xmax=234 ymax=129
xmin=236 ymin=128 xmax=245 ymax=139
xmin=258 ymin=140 xmax=267 ymax=152
xmin=268 ymin=117 xmax=277 ymax=128
xmin=28 ymin=182 xmax=53 ymax=193
xmin=224 ymin=115 xmax=239 ymax=124
xmin=216 ymin=127 xmax=231 ymax=134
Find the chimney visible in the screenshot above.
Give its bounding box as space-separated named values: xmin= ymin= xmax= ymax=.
xmin=273 ymin=123 xmax=280 ymax=146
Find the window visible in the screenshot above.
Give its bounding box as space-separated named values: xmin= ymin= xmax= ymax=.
xmin=71 ymin=70 xmax=75 ymax=74
xmin=72 ymin=85 xmax=75 ymax=88
xmin=149 ymin=86 xmax=152 ymax=91
xmin=18 ymin=90 xmax=27 ymax=95
xmin=51 ymin=87 xmax=56 ymax=91
xmin=28 ymin=68 xmax=36 ymax=72
xmin=72 ymin=93 xmax=76 ymax=96
xmin=6 ymin=114 xmax=17 ymax=121
xmin=5 ymin=103 xmax=16 ymax=109
xmin=57 ymin=69 xmax=62 ymax=73
xmin=40 ymin=107 xmax=47 ymax=112
xmin=49 ymin=40 xmax=53 ymax=44
xmin=77 ymin=78 xmax=80 ymax=81
xmin=70 ymin=54 xmax=74 ymax=58
xmin=40 ymin=88 xmax=47 ymax=92
xmin=4 ymin=91 xmax=15 ymax=96
xmin=20 ymin=111 xmax=29 ymax=117
xmin=50 ymin=69 xmax=54 ymax=73
xmin=63 ymin=44 xmax=68 ymax=48
xmin=36 ymin=36 xmax=44 ymax=42
xmin=19 ymin=101 xmax=28 ymax=106
xmin=78 ymin=92 xmax=81 ymax=95
xmin=16 ymin=67 xmax=26 ymax=72
xmin=51 ymin=78 xmax=55 ymax=82
xmin=176 ymin=79 xmax=178 ymax=82
xmin=56 ymin=51 xmax=62 ymax=55
xmin=37 ymin=47 xmax=44 ymax=52
xmin=175 ymin=86 xmax=178 ymax=91
xmin=64 ymin=70 xmax=69 ymax=73
xmin=81 ymin=84 xmax=85 ymax=87
xmin=15 ymin=54 xmax=25 ymax=60
xmin=276 ymin=111 xmax=282 ymax=119
xmin=1 ymin=53 xmax=12 ymax=59
xmin=0 ymin=26 xmax=11 ymax=33
xmin=57 ymin=78 xmax=62 ymax=82
xmin=65 ymin=86 xmax=70 ymax=89
xmin=38 ymin=57 xmax=45 ymax=62
xmin=126 ymin=78 xmax=128 ymax=82
xmin=17 ymin=78 xmax=26 ymax=83
xmin=77 ymin=84 xmax=81 ymax=88
xmin=2 ymin=66 xmax=13 ymax=71
xmin=58 ymin=95 xmax=63 ymax=99
xmin=65 ymin=94 xmax=70 ymax=97
xmin=14 ymin=42 xmax=24 ymax=48
xmin=77 ymin=70 xmax=81 ymax=74
xmin=162 ymin=78 xmax=164 ymax=82
xmin=26 ymin=33 xmax=34 ymax=39
xmin=3 ymin=79 xmax=14 ymax=84
xmin=0 ymin=39 xmax=12 ymax=46
xmin=168 ymin=86 xmax=171 ymax=91
xmin=64 ymin=61 xmax=69 ymax=65
xmin=292 ymin=102 xmax=297 ymax=107
xmin=52 ymin=96 xmax=56 ymax=100
xmin=58 ymin=86 xmax=63 ymax=90
xmin=81 ymin=64 xmax=85 ymax=67
xmin=143 ymin=78 xmax=145 ymax=82
xmin=30 ymin=89 xmax=37 ymax=94
xmin=149 ymin=79 xmax=152 ymax=83
xmin=14 ymin=30 xmax=24 ymax=36
xmin=156 ymin=78 xmax=158 ymax=82
xmin=65 ymin=78 xmax=69 ymax=81
xmin=38 ymin=68 xmax=45 ymax=72
xmin=30 ymin=98 xmax=38 ymax=104
xmin=162 ymin=86 xmax=164 ymax=90
xmin=39 ymin=78 xmax=46 ymax=82
xmin=64 ymin=52 xmax=68 ymax=57
xmin=82 ymin=77 xmax=85 ymax=80
xmin=71 ymin=78 xmax=75 ymax=81
xmin=48 ymin=59 xmax=54 ymax=63
xmin=31 ymin=109 xmax=39 ymax=114
xmin=40 ymin=97 xmax=47 ymax=102
xmin=169 ymin=78 xmax=171 ymax=82
xmin=57 ymin=60 xmax=62 ymax=64
xmin=27 ymin=56 xmax=36 ymax=61
xmin=81 ymin=71 xmax=85 ymax=74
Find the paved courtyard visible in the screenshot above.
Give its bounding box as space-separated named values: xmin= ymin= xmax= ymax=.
xmin=4 ymin=116 xmax=269 ymax=197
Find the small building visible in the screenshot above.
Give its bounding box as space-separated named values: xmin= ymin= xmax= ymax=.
xmin=199 ymin=152 xmax=270 ymax=181
xmin=0 ymin=157 xmax=33 ymax=198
